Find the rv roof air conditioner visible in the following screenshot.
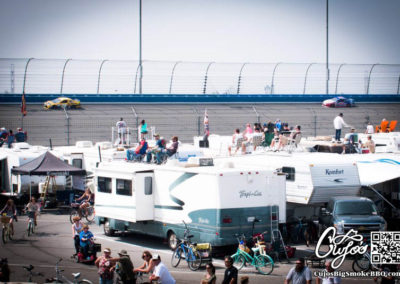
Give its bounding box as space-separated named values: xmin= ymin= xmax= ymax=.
xmin=95 ymin=142 xmax=113 ymax=150
xmin=76 ymin=141 xmax=93 ymax=148
xmin=187 ymin=157 xmax=214 ymax=167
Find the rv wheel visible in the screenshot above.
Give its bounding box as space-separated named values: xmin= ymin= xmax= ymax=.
xmin=103 ymin=220 xmax=115 ymax=236
xmin=167 ymin=231 xmax=178 ymax=250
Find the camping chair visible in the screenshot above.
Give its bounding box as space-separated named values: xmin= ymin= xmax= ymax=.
xmin=233 ymin=137 xmax=245 ymax=155
xmin=286 ymin=134 xmax=302 ymax=153
xmin=381 ymin=120 xmax=389 ymax=132
xmin=388 ymin=120 xmax=397 ymax=132
xmin=252 ymin=135 xmax=263 ymax=151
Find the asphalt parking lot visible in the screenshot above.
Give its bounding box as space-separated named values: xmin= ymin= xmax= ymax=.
xmin=0 ymin=212 xmax=378 ymax=283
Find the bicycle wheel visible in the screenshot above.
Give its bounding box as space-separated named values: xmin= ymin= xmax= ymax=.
xmin=171 ymin=247 xmax=183 ymax=267
xmin=78 ymin=280 xmax=93 ymax=284
xmin=27 ymin=221 xmax=32 ymax=236
xmin=85 ymin=207 xmax=95 ymax=223
xmin=352 ymin=255 xmax=371 ymax=272
xmin=2 ymin=227 xmax=8 ymax=244
xmin=70 ymin=209 xmax=80 ymax=224
xmin=256 ymin=255 xmax=274 ymax=275
xmin=188 ymin=249 xmax=202 ymax=271
xmin=233 ymin=254 xmax=246 ymax=271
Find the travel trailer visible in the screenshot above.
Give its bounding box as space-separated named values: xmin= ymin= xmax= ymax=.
xmin=0 ymin=143 xmax=65 ymax=194
xmin=94 ymin=158 xmax=286 ymax=248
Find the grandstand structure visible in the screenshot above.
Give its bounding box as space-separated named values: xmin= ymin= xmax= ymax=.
xmin=0 ymin=58 xmax=400 ymax=103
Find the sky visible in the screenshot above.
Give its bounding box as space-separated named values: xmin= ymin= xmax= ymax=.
xmin=0 ymin=0 xmax=399 ymax=64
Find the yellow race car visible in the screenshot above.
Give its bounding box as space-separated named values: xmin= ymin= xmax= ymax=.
xmin=43 ymin=97 xmax=81 ymax=109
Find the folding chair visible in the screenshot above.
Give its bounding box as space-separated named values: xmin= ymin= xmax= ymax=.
xmin=286 ymin=134 xmax=302 ymax=153
xmin=388 ymin=120 xmax=397 ymax=132
xmin=381 ymin=120 xmax=389 ymax=132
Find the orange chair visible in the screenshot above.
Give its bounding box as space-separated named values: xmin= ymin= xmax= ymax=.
xmin=388 ymin=120 xmax=397 ymax=132
xmin=381 ymin=120 xmax=389 ymax=133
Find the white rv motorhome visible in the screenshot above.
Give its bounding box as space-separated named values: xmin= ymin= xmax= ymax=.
xmin=94 ymin=159 xmax=286 ymax=248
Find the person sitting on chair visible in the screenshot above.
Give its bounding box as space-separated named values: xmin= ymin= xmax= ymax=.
xmin=126 ymin=138 xmax=148 ymax=161
xmin=228 ymin=128 xmax=243 ymax=156
xmin=275 ymin=125 xmax=301 ymax=151
xmin=158 ymin=136 xmax=179 ymax=162
xmin=146 ymin=134 xmax=165 ymax=164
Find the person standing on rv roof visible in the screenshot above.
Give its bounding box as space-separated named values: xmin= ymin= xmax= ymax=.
xmin=6 ymin=130 xmax=14 ymax=148
xmin=139 ymin=120 xmax=148 ymax=139
xmin=333 ymin=113 xmax=351 ymax=142
xmin=365 ymin=122 xmax=374 ymax=134
xmin=116 ymin=118 xmax=127 ymax=144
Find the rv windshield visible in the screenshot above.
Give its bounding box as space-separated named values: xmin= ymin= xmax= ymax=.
xmin=335 ymin=201 xmax=378 ymax=216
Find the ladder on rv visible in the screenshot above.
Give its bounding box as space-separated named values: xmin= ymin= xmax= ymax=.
xmin=40 ymin=175 xmax=57 ymax=206
xmin=271 ymin=205 xmax=290 ymax=263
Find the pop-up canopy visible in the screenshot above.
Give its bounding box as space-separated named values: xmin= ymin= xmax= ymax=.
xmin=11 ymin=151 xmax=86 ymax=176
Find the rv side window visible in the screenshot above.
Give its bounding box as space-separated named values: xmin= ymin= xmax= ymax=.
xmin=144 ymin=177 xmax=152 ymax=195
xmin=72 ymin=159 xmax=83 ymax=169
xmin=116 ymin=179 xmax=132 ymax=196
xmin=98 ymin=177 xmax=112 ymax=193
xmin=282 ymin=167 xmax=295 ymax=181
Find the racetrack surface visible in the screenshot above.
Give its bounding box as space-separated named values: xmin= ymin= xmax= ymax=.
xmin=0 ymin=103 xmax=399 ymax=146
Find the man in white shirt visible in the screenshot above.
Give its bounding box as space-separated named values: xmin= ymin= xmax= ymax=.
xmin=365 ymin=122 xmax=374 ymax=134
xmin=149 ymin=254 xmax=176 ymax=284
xmin=333 ymin=113 xmax=350 ymax=142
xmin=116 ymin=118 xmax=127 ymax=144
xmin=316 ymin=261 xmax=341 ymax=284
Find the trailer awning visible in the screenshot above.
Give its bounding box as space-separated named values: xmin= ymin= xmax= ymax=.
xmin=357 ymin=158 xmax=400 ymax=186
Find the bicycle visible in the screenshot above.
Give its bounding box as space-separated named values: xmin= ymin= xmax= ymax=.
xmin=352 ymin=245 xmax=379 ymax=272
xmin=1 ymin=215 xmax=12 ymax=244
xmin=171 ymin=221 xmax=202 ymax=271
xmin=70 ymin=202 xmax=95 ymax=224
xmin=27 ymin=211 xmax=36 ymax=236
xmin=231 ymin=234 xmax=274 ymax=275
xmin=45 ymin=258 xmax=93 ymax=284
xmin=23 ymin=264 xmax=44 ymax=282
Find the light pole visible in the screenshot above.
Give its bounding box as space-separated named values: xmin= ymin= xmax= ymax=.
xmin=138 ymin=0 xmax=143 ymax=94
xmin=326 ymin=0 xmax=329 ymax=95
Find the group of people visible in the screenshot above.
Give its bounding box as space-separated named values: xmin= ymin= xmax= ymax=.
xmin=228 ymin=120 xmax=302 ymax=155
xmin=0 ymin=197 xmax=40 ymax=237
xmin=126 ymin=135 xmax=179 ymax=164
xmin=0 ymin=127 xmax=26 ymax=148
xmin=70 ymin=222 xmax=176 ymax=284
xmin=116 ymin=118 xmax=149 ymax=145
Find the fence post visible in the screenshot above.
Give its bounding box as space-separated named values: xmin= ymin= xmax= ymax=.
xmin=131 ymin=107 xmax=139 ymax=143
xmin=334 ymin=63 xmax=346 ymax=95
xmin=270 ymin=62 xmax=281 ymax=94
xmin=397 ymin=74 xmax=400 ymax=95
xmin=252 ymin=106 xmax=260 ymax=124
xmin=314 ymin=115 xmax=317 ymax=137
xmin=237 ymin=62 xmax=247 ymax=94
xmin=97 ymin=59 xmax=108 ymax=94
xmin=60 ymin=59 xmax=72 ymax=94
xmin=169 ymin=61 xmax=181 ymax=94
xmin=366 ymin=63 xmax=379 ymax=95
xmin=203 ymin=62 xmax=214 ymax=94
xmin=303 ymin=63 xmax=315 ymax=94
xmin=63 ymin=106 xmax=70 ymax=146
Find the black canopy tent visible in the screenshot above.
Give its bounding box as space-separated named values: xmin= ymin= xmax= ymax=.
xmin=11 ymin=151 xmax=86 ymax=198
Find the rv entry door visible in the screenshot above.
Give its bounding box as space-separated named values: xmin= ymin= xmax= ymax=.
xmin=135 ymin=172 xmax=155 ymax=221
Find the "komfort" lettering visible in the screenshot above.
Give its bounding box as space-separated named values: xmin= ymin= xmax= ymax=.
xmin=325 ymin=169 xmax=344 ymax=175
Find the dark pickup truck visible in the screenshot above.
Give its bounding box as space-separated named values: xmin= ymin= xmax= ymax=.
xmin=319 ymin=196 xmax=386 ymax=239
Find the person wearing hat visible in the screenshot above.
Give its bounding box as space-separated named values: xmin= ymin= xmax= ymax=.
xmin=146 ymin=133 xmax=166 ymax=164
xmin=112 ymin=249 xmax=135 ymax=284
xmin=95 ymin=248 xmax=114 ymax=284
xmin=15 ymin=128 xmax=25 ymax=142
xmin=79 ymin=224 xmax=94 ymax=259
xmin=149 ymin=254 xmax=176 ymax=284
xmin=71 ymin=216 xmax=84 ymax=256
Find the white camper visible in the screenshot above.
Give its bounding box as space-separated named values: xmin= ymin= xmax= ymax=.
xmin=94 ymin=159 xmax=286 ymax=248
